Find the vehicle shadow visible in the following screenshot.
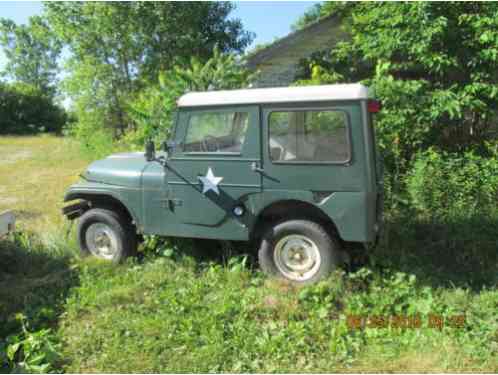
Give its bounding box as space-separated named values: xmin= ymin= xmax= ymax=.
xmin=163 ymin=236 xmax=256 ymax=270
xmin=374 ymin=214 xmax=498 ymax=290
xmin=0 ymin=233 xmax=79 ymax=353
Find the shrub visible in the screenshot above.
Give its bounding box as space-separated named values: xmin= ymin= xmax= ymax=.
xmin=68 ymin=119 xmax=117 ymax=160
xmin=406 ymin=147 xmax=498 ymax=219
xmin=0 ymin=82 xmax=67 ymax=134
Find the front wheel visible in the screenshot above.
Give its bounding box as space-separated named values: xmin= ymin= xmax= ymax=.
xmin=77 ymin=208 xmax=137 ymax=263
xmin=258 ymin=220 xmax=340 ymax=284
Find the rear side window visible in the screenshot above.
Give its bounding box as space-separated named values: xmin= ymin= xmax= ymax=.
xmin=268 ymin=110 xmax=350 ymax=163
xmin=184 ymin=111 xmax=249 ymax=153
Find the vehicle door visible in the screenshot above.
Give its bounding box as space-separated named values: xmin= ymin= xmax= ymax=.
xmin=164 ymin=105 xmax=261 ymax=238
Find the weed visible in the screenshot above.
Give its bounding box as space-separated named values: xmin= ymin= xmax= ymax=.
xmin=2 ymin=315 xmax=61 ymax=373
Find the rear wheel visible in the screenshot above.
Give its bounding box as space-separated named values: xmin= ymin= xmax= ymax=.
xmin=77 ymin=208 xmax=137 ymax=263
xmin=258 ymin=220 xmax=340 ymax=284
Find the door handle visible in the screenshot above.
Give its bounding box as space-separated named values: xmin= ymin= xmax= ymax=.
xmin=251 ymin=162 xmax=264 ymax=173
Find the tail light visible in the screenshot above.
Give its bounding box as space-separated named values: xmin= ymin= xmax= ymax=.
xmin=368 ymin=100 xmax=381 ymax=113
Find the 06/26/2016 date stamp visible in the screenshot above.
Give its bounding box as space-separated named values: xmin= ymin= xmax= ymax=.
xmin=346 ymin=314 xmax=466 ymax=330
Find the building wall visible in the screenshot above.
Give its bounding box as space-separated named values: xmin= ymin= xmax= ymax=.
xmin=253 ymin=62 xmax=297 ymax=88
xmin=246 ymin=15 xmax=347 ymax=88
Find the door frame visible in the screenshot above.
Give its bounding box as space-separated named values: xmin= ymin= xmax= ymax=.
xmin=160 ymin=104 xmax=262 ymax=239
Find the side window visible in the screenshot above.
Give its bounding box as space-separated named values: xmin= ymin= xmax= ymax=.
xmin=184 ymin=111 xmax=249 ymax=153
xmin=268 ymin=110 xmax=350 ymax=162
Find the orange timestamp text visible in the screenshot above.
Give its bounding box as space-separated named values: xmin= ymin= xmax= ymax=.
xmin=346 ymin=314 xmax=466 ymax=330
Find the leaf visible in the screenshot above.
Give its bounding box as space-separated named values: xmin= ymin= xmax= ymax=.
xmin=7 ymin=342 xmax=21 ymax=361
xmin=27 ymin=353 xmax=46 ymax=366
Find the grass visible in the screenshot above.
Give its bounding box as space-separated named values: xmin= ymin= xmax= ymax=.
xmin=0 ymin=135 xmax=90 ymax=238
xmin=0 ymin=135 xmax=497 ymax=373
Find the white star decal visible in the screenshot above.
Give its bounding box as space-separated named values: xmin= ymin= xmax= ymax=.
xmin=198 ymin=167 xmax=223 ymax=195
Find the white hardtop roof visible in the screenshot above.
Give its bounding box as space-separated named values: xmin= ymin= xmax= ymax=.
xmin=177 ymin=84 xmax=369 ymax=108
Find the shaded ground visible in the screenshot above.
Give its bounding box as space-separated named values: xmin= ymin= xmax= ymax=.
xmin=0 ymin=234 xmax=78 ymax=372
xmin=378 ymin=214 xmax=498 ymax=290
xmin=0 ymin=235 xmax=77 ymax=331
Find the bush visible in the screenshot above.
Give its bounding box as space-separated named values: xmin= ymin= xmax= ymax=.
xmin=68 ymin=119 xmax=118 ymax=160
xmin=406 ymin=147 xmax=498 ymax=219
xmin=0 ymin=82 xmax=67 ymax=134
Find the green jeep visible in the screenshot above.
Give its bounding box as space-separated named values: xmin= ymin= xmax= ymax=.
xmin=63 ymin=84 xmax=382 ymax=284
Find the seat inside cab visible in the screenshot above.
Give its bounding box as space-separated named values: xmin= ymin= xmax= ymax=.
xmin=269 ymin=110 xmax=349 ymax=163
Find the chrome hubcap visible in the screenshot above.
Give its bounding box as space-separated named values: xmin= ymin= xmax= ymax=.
xmin=273 ymin=234 xmax=321 ymax=281
xmin=85 ymin=223 xmax=118 ymax=260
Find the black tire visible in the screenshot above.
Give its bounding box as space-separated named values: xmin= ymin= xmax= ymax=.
xmin=77 ymin=208 xmax=137 ymax=263
xmin=258 ymin=220 xmax=340 ymax=284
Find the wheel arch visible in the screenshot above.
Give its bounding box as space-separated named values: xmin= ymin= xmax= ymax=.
xmin=250 ymin=199 xmax=340 ymax=244
xmin=64 ymin=191 xmax=139 ymax=230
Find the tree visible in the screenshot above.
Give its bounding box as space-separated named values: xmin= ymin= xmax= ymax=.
xmin=45 ymin=3 xmax=145 ymax=137
xmin=0 ymin=16 xmax=61 ymax=94
xmin=43 ymin=2 xmax=254 ymax=138
xmin=296 ymin=3 xmax=498 ymax=178
xmin=45 ymin=2 xmax=253 ymax=83
xmin=132 ymin=2 xmax=254 ymax=81
xmin=0 ymin=82 xmax=66 ymax=134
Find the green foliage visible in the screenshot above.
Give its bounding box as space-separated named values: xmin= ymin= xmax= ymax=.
xmin=55 ymin=233 xmax=497 ymax=372
xmin=292 ymin=2 xmax=356 ymax=30
xmin=125 ymin=46 xmax=257 ymax=148
xmin=43 ymin=2 xmax=254 ymax=145
xmin=297 ymin=3 xmax=498 ymax=178
xmin=0 ymin=16 xmax=61 ymax=94
xmin=2 ymin=318 xmax=61 ymax=374
xmin=0 ymin=82 xmax=67 ymax=134
xmin=68 ymin=122 xmax=118 ymax=160
xmin=129 ymin=2 xmax=254 ymax=80
xmin=45 ymin=2 xmax=252 ymax=84
xmin=123 ymin=84 xmax=170 ymax=150
xmin=62 ymin=60 xmax=127 ymax=159
xmin=406 ymin=147 xmax=498 ymax=219
xmin=0 ymin=232 xmax=76 ymax=373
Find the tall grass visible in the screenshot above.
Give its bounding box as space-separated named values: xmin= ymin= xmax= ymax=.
xmin=0 ymin=136 xmax=496 ymax=372
xmin=58 ymin=232 xmax=498 ymax=372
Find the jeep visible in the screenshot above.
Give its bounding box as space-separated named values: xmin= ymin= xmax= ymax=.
xmin=63 ymin=84 xmax=382 ymax=284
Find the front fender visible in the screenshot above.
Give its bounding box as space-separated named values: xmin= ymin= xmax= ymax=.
xmin=64 ymin=181 xmax=143 ymax=230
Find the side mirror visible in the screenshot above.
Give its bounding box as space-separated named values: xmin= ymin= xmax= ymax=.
xmin=145 ymin=140 xmax=156 ymax=162
xmin=161 ymin=141 xmax=168 ymax=152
